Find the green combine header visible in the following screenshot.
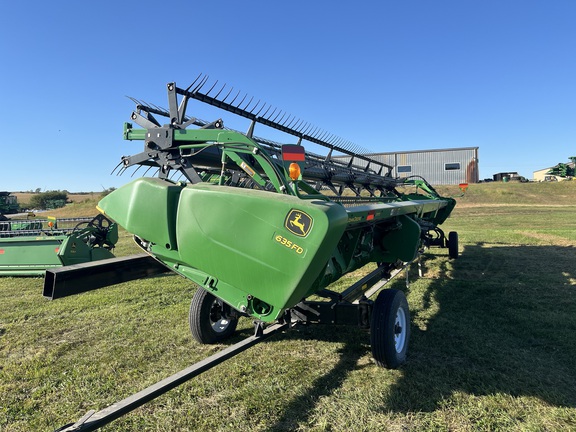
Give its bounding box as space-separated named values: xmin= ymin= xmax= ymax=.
xmin=0 ymin=214 xmax=118 ymax=276
xmin=97 ymin=78 xmax=460 ymax=368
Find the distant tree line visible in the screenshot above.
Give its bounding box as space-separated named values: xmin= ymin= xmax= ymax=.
xmin=547 ymin=157 xmax=576 ymax=178
xmin=28 ymin=191 xmax=69 ymax=210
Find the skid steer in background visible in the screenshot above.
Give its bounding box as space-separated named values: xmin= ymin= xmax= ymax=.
xmin=97 ymin=78 xmax=461 ymax=369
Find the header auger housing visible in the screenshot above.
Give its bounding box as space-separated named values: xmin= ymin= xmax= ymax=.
xmin=99 ymin=78 xmax=459 ymax=359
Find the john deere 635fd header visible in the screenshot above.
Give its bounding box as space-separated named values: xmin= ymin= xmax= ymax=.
xmin=56 ymin=78 xmax=462 ymax=431
xmin=97 ymin=76 xmax=459 ymax=369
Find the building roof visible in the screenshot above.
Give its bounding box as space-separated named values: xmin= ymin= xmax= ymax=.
xmin=360 ymin=146 xmax=479 ymax=157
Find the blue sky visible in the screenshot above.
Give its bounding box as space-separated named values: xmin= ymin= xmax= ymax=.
xmin=1 ymin=1 xmax=575 ymax=191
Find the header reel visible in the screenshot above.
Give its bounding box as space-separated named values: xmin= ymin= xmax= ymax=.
xmin=116 ymin=77 xmax=402 ymax=201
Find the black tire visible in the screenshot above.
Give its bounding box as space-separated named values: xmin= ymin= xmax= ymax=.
xmin=448 ymin=231 xmax=459 ymax=259
xmin=189 ymin=288 xmax=238 ymax=344
xmin=370 ymin=289 xmax=410 ymax=369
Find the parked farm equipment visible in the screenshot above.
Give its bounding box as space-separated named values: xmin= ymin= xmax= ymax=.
xmin=0 ymin=214 xmax=118 ymax=276
xmin=0 ymin=191 xmax=19 ymax=215
xmin=56 ymin=78 xmax=460 ymax=431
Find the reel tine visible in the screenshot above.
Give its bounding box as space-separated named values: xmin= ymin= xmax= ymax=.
xmin=222 ymin=87 xmax=236 ymax=103
xmin=329 ymin=135 xmax=341 ymax=146
xmin=147 ymin=102 xmax=162 ymax=114
xmin=192 ymin=75 xmax=210 ymax=93
xmin=254 ymin=101 xmax=267 ymax=117
xmin=205 ymin=80 xmax=219 ymax=96
xmin=287 ymin=117 xmax=300 ymax=129
xmin=110 ymin=161 xmax=123 ymax=176
xmin=229 ymin=90 xmax=242 ymax=106
xmin=301 ymin=122 xmax=314 ymax=136
xmin=242 ymin=96 xmax=255 ymax=111
xmin=276 ymin=112 xmax=288 ymax=125
xmin=293 ymin=119 xmax=305 ymax=131
xmin=117 ymin=163 xmax=130 ymax=176
xmin=237 ymin=93 xmax=249 ymax=109
xmin=130 ymin=165 xmax=143 ymax=178
xmin=135 ymin=98 xmax=149 ymax=110
xmin=126 ymin=96 xmax=141 ymax=107
xmin=313 ymin=128 xmax=325 ymax=140
xmin=271 ymin=109 xmax=283 ymax=123
xmin=213 ymin=83 xmax=227 ymax=99
xmin=288 ymin=117 xmax=301 ymax=129
xmin=264 ymin=106 xmax=277 ymax=120
xmin=286 ymin=116 xmax=298 ymax=128
xmin=307 ymin=126 xmax=319 ymax=138
xmin=187 ymin=73 xmax=203 ymax=91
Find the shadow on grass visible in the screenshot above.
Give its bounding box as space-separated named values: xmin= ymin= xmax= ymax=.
xmin=385 ymin=243 xmax=576 ymax=412
xmin=264 ymin=243 xmax=576 ymax=428
xmin=268 ymin=326 xmax=369 ymax=431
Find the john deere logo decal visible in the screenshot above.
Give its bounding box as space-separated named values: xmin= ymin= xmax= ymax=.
xmin=285 ymin=210 xmax=312 ymax=237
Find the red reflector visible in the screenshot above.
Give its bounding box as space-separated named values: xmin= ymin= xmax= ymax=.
xmin=282 ymin=145 xmax=306 ymax=161
xmin=283 ymin=151 xmax=305 ymax=161
xmin=0 ymin=249 xmax=4 ymax=254
xmin=55 ymin=248 xmax=59 ymax=253
xmin=367 ymin=212 xmax=375 ymax=221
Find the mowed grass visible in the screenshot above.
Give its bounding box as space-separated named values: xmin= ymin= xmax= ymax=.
xmin=1 ymin=182 xmax=576 ymax=431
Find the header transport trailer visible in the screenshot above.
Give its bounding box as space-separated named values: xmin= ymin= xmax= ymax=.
xmin=56 ymin=78 xmax=461 ymax=431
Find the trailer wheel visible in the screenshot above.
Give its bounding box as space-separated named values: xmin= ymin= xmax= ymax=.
xmin=189 ymin=288 xmax=238 ymax=344
xmin=448 ymin=231 xmax=459 ymax=259
xmin=370 ymin=289 xmax=410 ymax=369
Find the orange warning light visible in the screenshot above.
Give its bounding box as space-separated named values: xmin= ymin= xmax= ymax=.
xmin=289 ymin=163 xmax=301 ymax=181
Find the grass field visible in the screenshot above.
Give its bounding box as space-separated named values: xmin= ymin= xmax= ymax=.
xmin=1 ymin=182 xmax=576 ymax=431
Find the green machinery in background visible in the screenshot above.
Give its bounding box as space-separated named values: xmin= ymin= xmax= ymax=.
xmin=0 ymin=191 xmax=19 ymax=215
xmin=0 ymin=214 xmax=118 ymax=276
xmin=98 ymin=78 xmax=461 ymax=370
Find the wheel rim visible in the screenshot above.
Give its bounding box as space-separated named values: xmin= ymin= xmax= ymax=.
xmin=394 ymin=307 xmax=407 ymax=353
xmin=209 ymin=300 xmax=231 ymax=334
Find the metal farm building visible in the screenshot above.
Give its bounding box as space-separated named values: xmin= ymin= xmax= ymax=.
xmin=352 ymin=147 xmax=479 ymax=185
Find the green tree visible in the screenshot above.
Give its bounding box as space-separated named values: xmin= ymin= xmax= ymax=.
xmin=29 ymin=191 xmax=69 ymax=210
xmin=100 ymin=187 xmax=116 ymax=198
